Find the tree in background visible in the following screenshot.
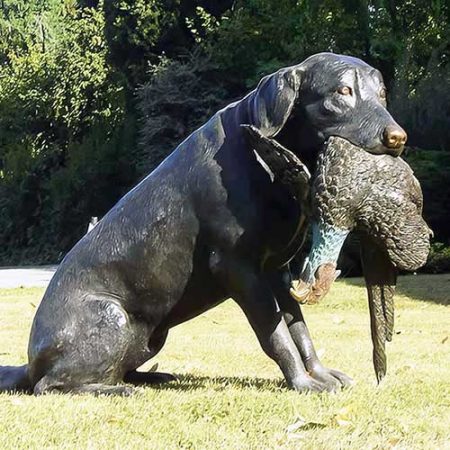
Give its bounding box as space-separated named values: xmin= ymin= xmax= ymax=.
xmin=0 ymin=0 xmax=135 ymax=262
xmin=0 ymin=0 xmax=448 ymax=268
xmin=102 ymin=0 xmax=234 ymax=87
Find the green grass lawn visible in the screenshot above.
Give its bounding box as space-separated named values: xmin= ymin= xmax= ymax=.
xmin=0 ymin=274 xmax=449 ymax=449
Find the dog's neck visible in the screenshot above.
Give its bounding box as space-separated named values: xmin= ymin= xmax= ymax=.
xmin=275 ymin=110 xmax=322 ymax=173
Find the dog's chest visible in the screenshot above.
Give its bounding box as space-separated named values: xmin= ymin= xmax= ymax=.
xmin=259 ymin=184 xmax=308 ymax=269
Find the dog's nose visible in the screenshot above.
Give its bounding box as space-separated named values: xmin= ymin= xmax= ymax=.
xmin=383 ymin=125 xmax=407 ymax=154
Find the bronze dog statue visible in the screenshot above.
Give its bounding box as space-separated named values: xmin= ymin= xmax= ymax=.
xmin=0 ymin=53 xmax=410 ymax=395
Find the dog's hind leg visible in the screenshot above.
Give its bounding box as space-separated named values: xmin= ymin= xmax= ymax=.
xmin=28 ymin=294 xmax=152 ymax=396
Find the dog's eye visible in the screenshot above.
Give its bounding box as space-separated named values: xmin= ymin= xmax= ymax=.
xmin=336 ymin=86 xmax=352 ymax=96
xmin=380 ymin=88 xmax=387 ymax=99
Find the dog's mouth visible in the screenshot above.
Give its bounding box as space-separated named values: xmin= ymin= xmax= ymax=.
xmin=325 ymin=135 xmax=403 ymax=158
xmin=366 ymin=142 xmax=404 ymax=157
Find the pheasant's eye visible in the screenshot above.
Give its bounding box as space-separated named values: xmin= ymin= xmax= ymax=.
xmin=337 ymin=86 xmax=352 ymax=96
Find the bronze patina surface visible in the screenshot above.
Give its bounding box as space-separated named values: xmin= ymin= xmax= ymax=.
xmin=0 ymin=53 xmax=413 ymax=394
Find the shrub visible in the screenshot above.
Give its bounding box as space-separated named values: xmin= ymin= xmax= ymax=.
xmin=405 ymin=148 xmax=450 ymax=246
xmin=137 ymin=52 xmax=230 ymax=175
xmin=422 ymin=242 xmax=450 ymax=274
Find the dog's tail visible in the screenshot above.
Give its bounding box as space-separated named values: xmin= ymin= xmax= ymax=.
xmin=0 ymin=365 xmax=32 ymax=393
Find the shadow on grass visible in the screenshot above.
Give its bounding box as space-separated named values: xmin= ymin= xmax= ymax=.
xmin=342 ymin=274 xmax=450 ymax=306
xmin=149 ymin=373 xmax=286 ymax=393
xmin=0 ymin=374 xmax=285 ymax=397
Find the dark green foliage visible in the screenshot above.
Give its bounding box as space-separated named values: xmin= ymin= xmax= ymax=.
xmin=404 ymin=149 xmax=450 ymax=244
xmin=422 ymin=242 xmax=450 ymax=274
xmin=103 ymin=0 xmax=234 ymax=85
xmin=103 ymin=0 xmax=181 ymax=85
xmin=0 ymin=0 xmax=449 ymax=268
xmin=0 ymin=0 xmax=137 ymax=264
xmin=207 ymin=0 xmax=372 ymax=88
xmin=0 ymin=116 xmax=138 ymax=264
xmin=391 ymin=60 xmax=450 ymax=151
xmin=137 ymin=52 xmax=229 ymax=174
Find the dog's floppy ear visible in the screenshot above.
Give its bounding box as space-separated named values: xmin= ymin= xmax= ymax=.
xmin=246 ymin=66 xmax=302 ymax=137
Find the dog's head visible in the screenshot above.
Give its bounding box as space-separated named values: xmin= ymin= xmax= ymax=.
xmin=246 ymin=52 xmax=407 ymax=158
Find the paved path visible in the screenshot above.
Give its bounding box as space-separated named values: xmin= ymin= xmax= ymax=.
xmin=0 ymin=266 xmax=58 ymax=288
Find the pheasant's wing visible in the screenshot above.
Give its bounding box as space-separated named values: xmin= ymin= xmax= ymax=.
xmin=241 ymin=124 xmax=310 ymax=202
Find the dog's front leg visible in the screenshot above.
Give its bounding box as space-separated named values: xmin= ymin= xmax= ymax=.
xmin=269 ymin=271 xmax=354 ymax=391
xmin=212 ymin=255 xmax=327 ymax=392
